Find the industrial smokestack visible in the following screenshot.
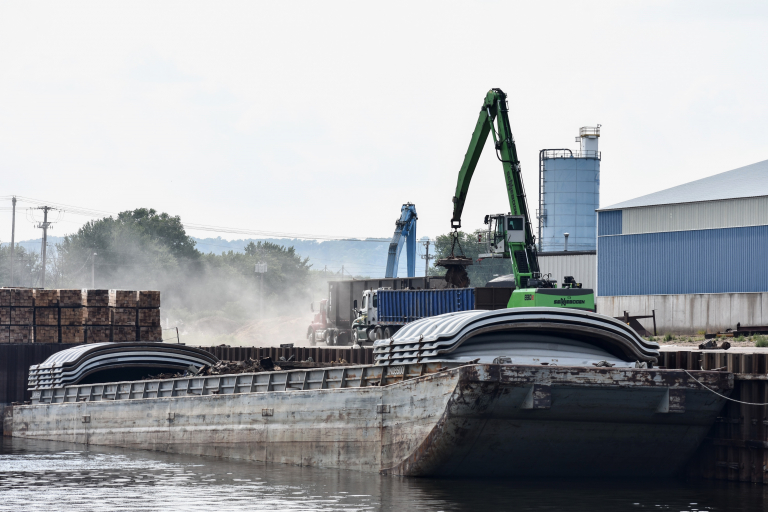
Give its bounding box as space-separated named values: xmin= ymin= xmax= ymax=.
xmin=564 ymin=232 xmax=569 ymax=252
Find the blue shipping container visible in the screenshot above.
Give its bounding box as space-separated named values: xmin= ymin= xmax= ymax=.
xmin=377 ymin=289 xmax=475 ymax=325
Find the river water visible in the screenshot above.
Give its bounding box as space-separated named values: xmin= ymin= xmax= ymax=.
xmin=1 ymin=438 xmax=766 ymax=512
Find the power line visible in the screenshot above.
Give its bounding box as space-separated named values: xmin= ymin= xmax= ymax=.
xmin=3 ymin=196 xmax=441 ymax=243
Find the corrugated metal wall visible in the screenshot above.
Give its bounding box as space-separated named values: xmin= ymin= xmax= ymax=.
xmin=538 ymin=253 xmax=596 ymax=290
xmin=598 ymin=225 xmax=768 ymax=296
xmin=622 ymin=196 xmax=768 ymax=235
xmin=598 ymin=210 xmax=622 ymax=235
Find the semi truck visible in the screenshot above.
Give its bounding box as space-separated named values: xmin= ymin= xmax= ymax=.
xmin=308 ymin=278 xmax=514 ymax=346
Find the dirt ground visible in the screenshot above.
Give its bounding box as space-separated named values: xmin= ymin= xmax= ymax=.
xmin=648 ymin=334 xmax=768 ymax=349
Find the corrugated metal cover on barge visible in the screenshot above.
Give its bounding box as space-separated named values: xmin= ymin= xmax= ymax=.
xmin=28 ymin=343 xmax=219 ymax=390
xmin=373 ymin=308 xmax=659 ymax=367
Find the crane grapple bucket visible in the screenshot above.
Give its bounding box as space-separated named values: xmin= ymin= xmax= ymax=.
xmin=436 ymin=257 xmax=473 ymax=288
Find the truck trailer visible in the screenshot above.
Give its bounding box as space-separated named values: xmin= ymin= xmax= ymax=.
xmin=308 ymin=278 xmax=515 ymax=346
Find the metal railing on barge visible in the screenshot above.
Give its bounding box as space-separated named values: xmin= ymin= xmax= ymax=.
xmin=30 ymin=362 xmax=454 ymax=405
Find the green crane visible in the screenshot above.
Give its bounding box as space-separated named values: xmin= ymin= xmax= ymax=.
xmin=443 ymin=88 xmax=595 ymax=311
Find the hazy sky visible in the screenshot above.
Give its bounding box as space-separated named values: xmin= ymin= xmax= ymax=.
xmin=1 ymin=1 xmax=766 ymax=246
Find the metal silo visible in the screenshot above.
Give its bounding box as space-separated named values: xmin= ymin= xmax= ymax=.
xmin=537 ymin=126 xmax=601 ymax=252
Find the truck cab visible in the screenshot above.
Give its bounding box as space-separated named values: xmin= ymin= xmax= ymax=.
xmin=351 ymin=289 xmax=388 ymax=344
xmin=307 ymin=299 xmax=329 ymax=345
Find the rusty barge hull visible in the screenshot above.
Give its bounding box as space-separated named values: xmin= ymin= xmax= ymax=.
xmin=10 ymin=364 xmax=732 ymax=477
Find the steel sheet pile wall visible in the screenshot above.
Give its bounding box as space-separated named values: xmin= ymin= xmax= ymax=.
xmin=659 ymin=349 xmax=768 ymax=484
xmin=377 ymin=289 xmax=475 ymax=324
xmin=0 ymin=344 xmax=79 ymax=407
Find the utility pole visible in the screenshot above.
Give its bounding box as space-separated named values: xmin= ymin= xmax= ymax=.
xmin=341 ymin=265 xmax=344 ymax=280
xmin=91 ymin=253 xmax=97 ymax=288
xmin=36 ymin=206 xmax=55 ymax=288
xmin=10 ymin=196 xmax=16 ymax=286
xmin=255 ymin=262 xmax=267 ymax=318
xmin=421 ymin=240 xmax=434 ymax=278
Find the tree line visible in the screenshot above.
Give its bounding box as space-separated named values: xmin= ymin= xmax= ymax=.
xmin=0 ymin=209 xmax=515 ymax=314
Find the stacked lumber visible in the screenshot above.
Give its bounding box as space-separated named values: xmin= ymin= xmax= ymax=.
xmin=109 ymin=290 xmax=136 ymax=342
xmin=109 ymin=289 xmax=137 ymax=308
xmin=0 ymin=289 xmax=10 ymax=343
xmin=33 ymin=289 xmax=59 ymax=343
xmin=0 ymin=288 xmax=162 ymax=344
xmin=59 ymin=289 xmax=85 ymax=343
xmin=86 ymin=289 xmax=119 ymax=343
xmin=138 ymin=291 xmax=162 ymax=341
xmin=6 ymin=289 xmax=34 ymax=343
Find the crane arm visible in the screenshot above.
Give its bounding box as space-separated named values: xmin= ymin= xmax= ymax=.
xmin=451 ymin=107 xmax=492 ymax=228
xmin=449 ymin=88 xmax=540 ymax=285
xmin=385 ymin=203 xmax=417 ymax=278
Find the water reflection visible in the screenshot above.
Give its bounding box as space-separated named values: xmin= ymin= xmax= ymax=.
xmin=1 ymin=438 xmax=766 ymax=512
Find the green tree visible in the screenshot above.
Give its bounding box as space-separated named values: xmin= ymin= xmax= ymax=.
xmin=114 ymin=209 xmax=199 ymax=261
xmin=55 ymin=209 xmax=315 ymax=315
xmin=244 ymin=241 xmax=311 ymax=292
xmin=56 ymin=209 xmax=192 ymax=290
xmin=0 ymin=243 xmax=42 ymax=287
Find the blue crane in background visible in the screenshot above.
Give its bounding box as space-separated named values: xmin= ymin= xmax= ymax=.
xmin=385 ymin=203 xmax=417 ymax=278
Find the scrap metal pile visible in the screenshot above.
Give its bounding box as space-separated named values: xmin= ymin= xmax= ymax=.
xmin=145 ymin=357 xmax=281 ymax=380
xmin=143 ymin=356 xmax=350 ymax=380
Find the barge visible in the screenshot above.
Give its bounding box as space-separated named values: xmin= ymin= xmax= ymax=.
xmin=8 ymin=308 xmax=733 ymax=477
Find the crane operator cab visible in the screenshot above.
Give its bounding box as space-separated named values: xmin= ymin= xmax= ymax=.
xmin=479 ymin=214 xmax=525 ymax=259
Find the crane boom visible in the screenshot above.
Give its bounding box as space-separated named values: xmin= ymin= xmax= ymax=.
xmin=443 ymin=88 xmax=595 ymax=311
xmin=451 ymin=88 xmax=539 ymax=287
xmin=384 ymin=203 xmax=417 ymax=278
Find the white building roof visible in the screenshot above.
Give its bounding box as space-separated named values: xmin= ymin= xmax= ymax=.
xmin=601 ymin=159 xmax=768 ymax=210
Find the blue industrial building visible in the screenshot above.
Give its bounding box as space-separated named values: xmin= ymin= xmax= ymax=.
xmin=538 ymin=127 xmax=601 ymax=252
xmin=597 ymin=159 xmax=768 ymax=297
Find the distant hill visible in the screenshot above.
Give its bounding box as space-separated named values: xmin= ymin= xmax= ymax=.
xmin=1 ymin=236 xmax=65 ymax=254
xmin=192 ymin=236 xmax=427 ymax=278
xmin=3 ymin=236 xmax=427 ymax=278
